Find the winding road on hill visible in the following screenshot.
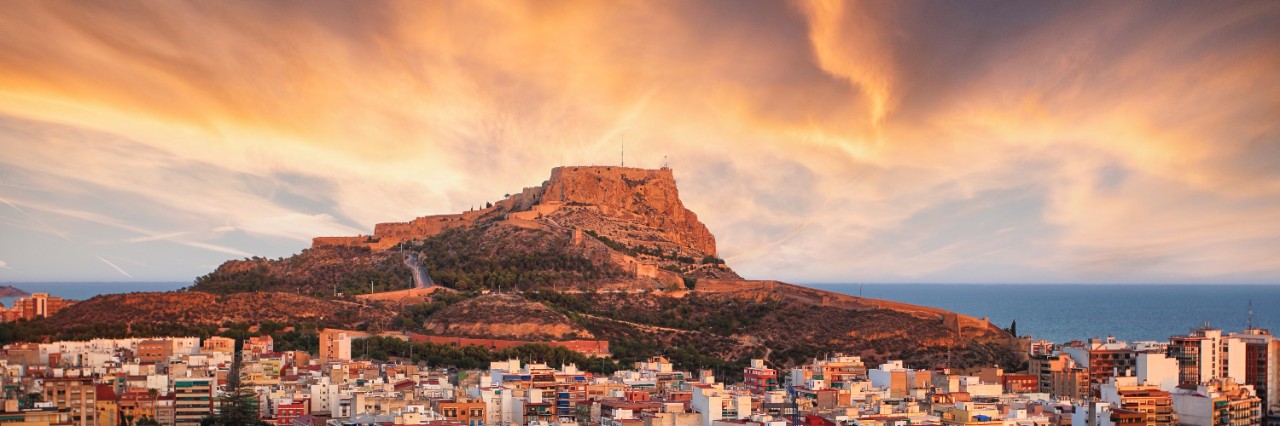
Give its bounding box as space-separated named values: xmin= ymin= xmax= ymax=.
xmin=402 ymin=251 xmax=435 ymax=288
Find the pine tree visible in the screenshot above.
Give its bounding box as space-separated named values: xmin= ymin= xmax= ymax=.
xmin=1009 ymin=320 xmax=1018 ymax=337
xmin=202 ymin=339 xmax=270 ymax=426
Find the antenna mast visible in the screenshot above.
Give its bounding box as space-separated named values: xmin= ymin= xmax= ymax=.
xmin=1248 ymin=300 xmax=1254 ymax=330
xmin=621 ymin=135 xmax=625 ymax=167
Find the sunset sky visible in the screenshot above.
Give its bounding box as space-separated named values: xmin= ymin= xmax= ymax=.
xmin=1 ymin=1 xmax=1278 ymax=284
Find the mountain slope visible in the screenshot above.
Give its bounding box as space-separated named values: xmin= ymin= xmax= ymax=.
xmin=12 ymin=165 xmax=1026 ymax=372
xmin=24 ymin=291 xmax=390 ymax=341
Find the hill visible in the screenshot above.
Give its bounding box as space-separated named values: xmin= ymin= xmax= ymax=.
xmin=1 ymin=291 xmax=391 ymax=342
xmin=422 ymin=293 xmax=593 ymax=340
xmin=191 ymin=245 xmax=412 ymax=297
xmin=0 ymin=285 xmax=29 ymax=298
xmin=6 ymin=166 xmax=1027 ymax=373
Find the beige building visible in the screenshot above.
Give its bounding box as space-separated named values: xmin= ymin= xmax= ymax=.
xmin=201 ymin=336 xmax=235 ymax=354
xmin=138 ymin=339 xmax=173 ymax=363
xmin=319 ymin=329 xmax=370 ymax=363
xmin=1172 ymin=378 xmax=1262 ymax=426
xmin=42 ymin=377 xmax=96 ymax=426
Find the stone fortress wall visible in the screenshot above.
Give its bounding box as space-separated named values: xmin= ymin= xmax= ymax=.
xmin=312 ymin=165 xmax=715 ymax=253
xmin=311 ymin=166 xmax=719 ymax=289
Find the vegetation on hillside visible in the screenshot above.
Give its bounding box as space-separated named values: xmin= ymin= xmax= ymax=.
xmin=190 ymin=246 xmax=412 ymax=297
xmin=0 ymin=291 xmax=382 ymax=345
xmin=356 ymin=336 xmax=619 ymax=374
xmin=407 ymin=226 xmax=626 ymax=292
xmin=524 ymin=290 xmax=1022 ymax=373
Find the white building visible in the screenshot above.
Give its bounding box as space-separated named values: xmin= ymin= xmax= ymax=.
xmin=691 ymin=384 xmax=751 ymax=426
xmin=1071 ymin=401 xmax=1116 ymax=426
xmin=960 ymin=376 xmax=1002 ymax=397
xmin=1135 ymin=352 xmax=1179 ymax=392
xmin=869 ymin=361 xmax=905 ymax=390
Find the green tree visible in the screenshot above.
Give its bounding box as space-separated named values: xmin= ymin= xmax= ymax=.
xmin=202 ymin=340 xmax=270 ymax=426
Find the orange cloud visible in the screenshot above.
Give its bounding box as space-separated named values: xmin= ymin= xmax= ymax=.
xmin=0 ymin=1 xmax=1277 ymax=282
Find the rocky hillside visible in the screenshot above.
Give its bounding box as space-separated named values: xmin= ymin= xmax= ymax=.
xmin=537 ymin=166 xmax=718 ymax=256
xmin=2 ymin=165 xmax=1026 ymax=374
xmin=190 ymin=245 xmax=412 ymax=297
xmin=523 ymin=288 xmax=1022 ymax=371
xmin=310 ymin=166 xmax=739 ymax=286
xmin=422 ymin=293 xmax=593 ymax=340
xmin=21 ymin=291 xmax=389 ymax=341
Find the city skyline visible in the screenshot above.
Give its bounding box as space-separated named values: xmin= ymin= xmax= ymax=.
xmin=2 ymin=1 xmax=1279 ymax=283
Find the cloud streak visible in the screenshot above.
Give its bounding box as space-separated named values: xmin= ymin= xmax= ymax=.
xmin=0 ymin=1 xmax=1277 ymax=282
xmin=95 ymin=256 xmax=133 ymax=279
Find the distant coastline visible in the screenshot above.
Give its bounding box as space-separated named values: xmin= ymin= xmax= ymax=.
xmin=0 ymin=285 xmax=29 ymax=298
xmin=4 ymin=281 xmax=1276 ymax=345
xmin=0 ymin=282 xmax=188 ymax=301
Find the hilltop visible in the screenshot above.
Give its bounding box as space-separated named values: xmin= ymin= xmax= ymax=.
xmin=12 ymin=166 xmax=1025 ymax=372
xmin=0 ymin=285 xmax=29 ymax=298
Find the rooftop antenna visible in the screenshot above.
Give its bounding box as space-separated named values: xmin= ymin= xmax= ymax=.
xmin=621 ymin=134 xmax=625 ymax=167
xmin=1248 ymin=300 xmax=1254 ymax=330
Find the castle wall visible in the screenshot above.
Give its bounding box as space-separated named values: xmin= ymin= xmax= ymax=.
xmin=311 ymin=236 xmax=371 ymax=249
xmin=310 ymin=166 xmax=719 ymax=258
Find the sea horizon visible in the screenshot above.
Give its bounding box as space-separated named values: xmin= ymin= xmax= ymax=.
xmin=4 ymin=281 xmax=1276 ymax=345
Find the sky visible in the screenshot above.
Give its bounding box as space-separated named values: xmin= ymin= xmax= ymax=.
xmin=0 ymin=1 xmax=1278 ymax=284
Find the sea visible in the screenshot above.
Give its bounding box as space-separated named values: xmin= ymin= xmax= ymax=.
xmin=810 ymin=283 xmax=1280 ymax=344
xmin=0 ymin=282 xmax=188 ymax=310
xmin=3 ymin=282 xmax=1277 ymax=344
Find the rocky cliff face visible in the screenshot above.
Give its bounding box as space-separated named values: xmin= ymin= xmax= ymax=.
xmin=314 ymin=166 xmax=721 ymax=259
xmin=539 ymin=167 xmax=718 ymax=256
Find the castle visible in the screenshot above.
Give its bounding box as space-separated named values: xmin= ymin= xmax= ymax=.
xmin=312 ymin=166 xmax=717 ymax=256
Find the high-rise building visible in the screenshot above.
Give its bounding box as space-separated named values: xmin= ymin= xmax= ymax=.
xmin=1171 ymin=327 xmax=1223 ymax=386
xmin=1233 ymin=329 xmax=1280 ymax=416
xmin=1063 ymin=337 xmax=1138 ymax=395
xmin=1 ymin=292 xmax=74 ymax=322
xmin=42 ymin=377 xmax=97 ymax=426
xmin=173 ymin=377 xmax=216 ymax=426
xmin=319 ymin=329 xmax=369 ymax=363
xmin=1030 ymin=353 xmax=1073 ymax=394
xmin=1052 ymin=367 xmax=1091 ymax=401
xmin=1170 ymin=326 xmax=1248 ymax=387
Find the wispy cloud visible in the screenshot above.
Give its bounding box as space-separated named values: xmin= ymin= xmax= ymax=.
xmin=0 ymin=1 xmax=1277 ymax=282
xmin=4 ymin=196 xmax=253 ymax=258
xmin=95 ymin=256 xmax=133 ymax=279
xmin=123 ymin=232 xmax=190 ymax=244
